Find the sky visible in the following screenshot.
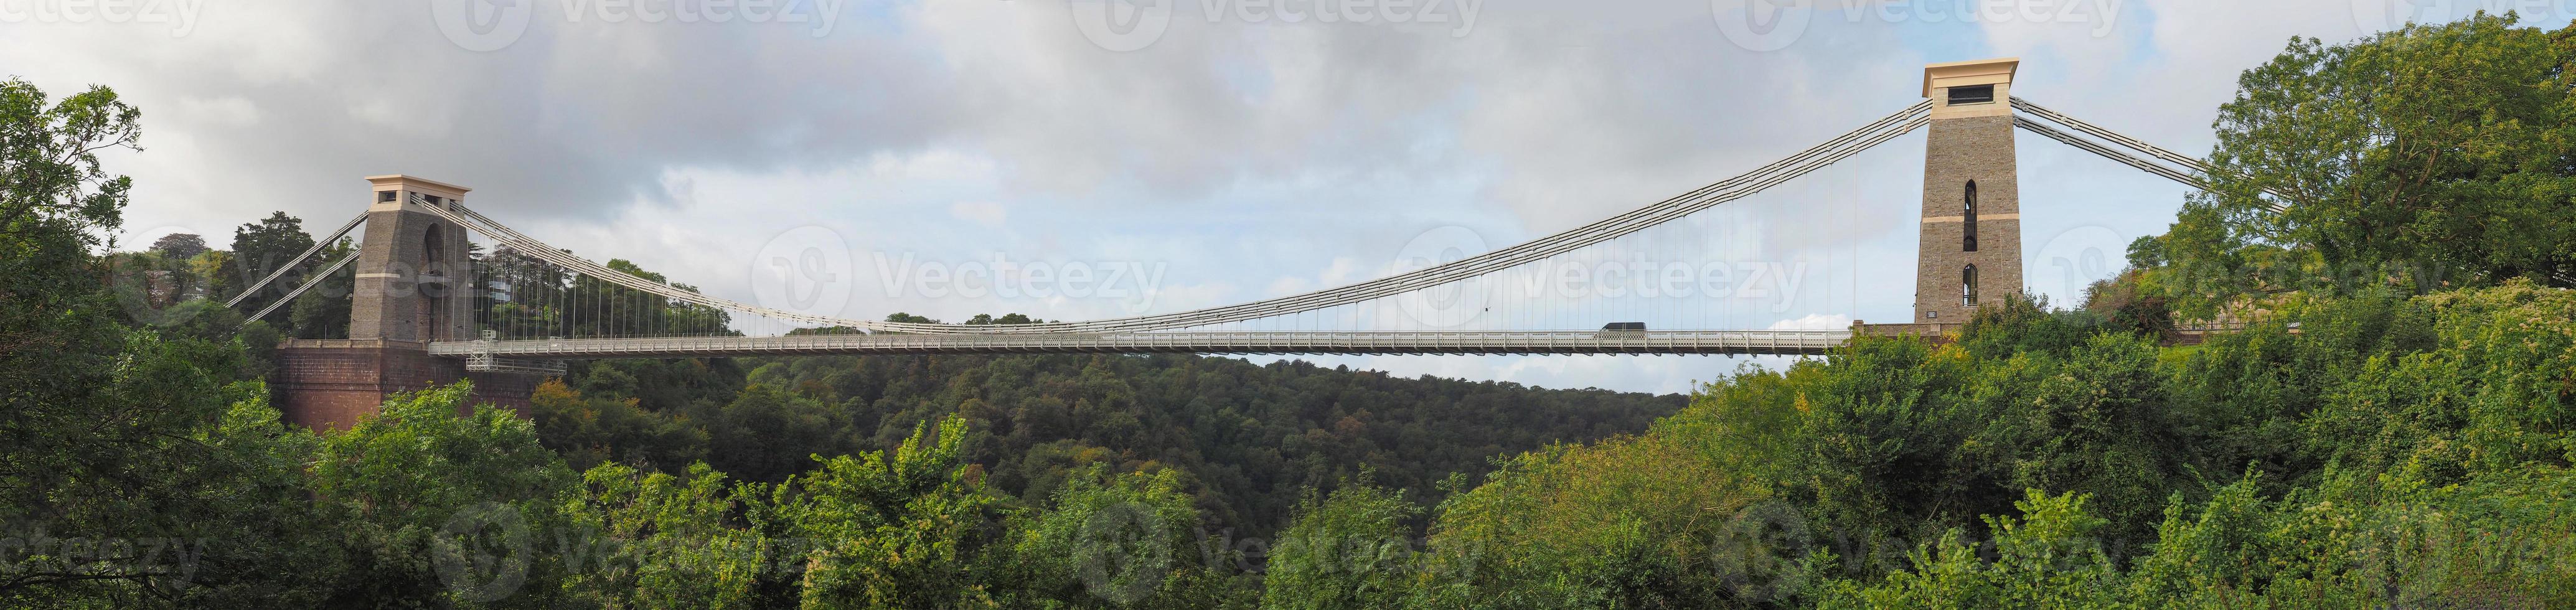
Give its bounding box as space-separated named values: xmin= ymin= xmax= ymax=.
xmin=0 ymin=0 xmax=2541 ymax=394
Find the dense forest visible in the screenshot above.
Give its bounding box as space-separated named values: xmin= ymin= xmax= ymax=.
xmin=539 ymin=351 xmax=1682 ymax=541
xmin=6 ymin=12 xmax=2575 ymax=609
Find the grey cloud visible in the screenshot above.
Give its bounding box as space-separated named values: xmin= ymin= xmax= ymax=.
xmin=2 ymin=0 xmax=2400 ymax=392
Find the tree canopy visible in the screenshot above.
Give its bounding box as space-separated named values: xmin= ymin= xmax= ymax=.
xmin=2151 ymin=13 xmax=2576 ymax=316
xmin=11 ymin=14 xmax=2576 ymax=608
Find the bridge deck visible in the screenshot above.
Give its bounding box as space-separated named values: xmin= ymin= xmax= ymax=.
xmin=426 ymin=330 xmax=1854 ymax=359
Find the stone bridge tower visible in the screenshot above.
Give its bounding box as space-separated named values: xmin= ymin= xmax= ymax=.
xmin=351 ymin=175 xmax=475 ymax=342
xmin=271 ymin=176 xmax=541 ymax=431
xmin=1914 ymin=58 xmax=2024 ymax=322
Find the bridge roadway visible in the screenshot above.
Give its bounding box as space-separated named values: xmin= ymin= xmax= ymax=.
xmin=424 ymin=329 xmax=1854 ymax=359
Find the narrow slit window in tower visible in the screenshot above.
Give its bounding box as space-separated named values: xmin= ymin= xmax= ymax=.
xmin=1962 ymin=265 xmax=1980 ymax=306
xmin=1963 ymin=181 xmax=1979 ymax=251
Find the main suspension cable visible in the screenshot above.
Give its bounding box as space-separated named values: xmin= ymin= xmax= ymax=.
xmin=426 ymin=103 xmax=1934 ymax=336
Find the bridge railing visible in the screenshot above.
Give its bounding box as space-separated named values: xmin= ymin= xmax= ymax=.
xmin=426 ymin=329 xmax=1856 ymax=357
xmin=1850 ymin=322 xmax=1953 ymax=338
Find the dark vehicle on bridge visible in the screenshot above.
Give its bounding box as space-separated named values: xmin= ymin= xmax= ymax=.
xmin=1596 ymin=322 xmax=1646 ymax=339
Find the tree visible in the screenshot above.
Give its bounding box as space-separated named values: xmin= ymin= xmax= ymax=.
xmin=479 ymin=245 xmax=566 ymax=340
xmin=1261 ymin=477 xmax=1420 ymax=610
xmin=690 ymin=382 xmax=850 ymax=484
xmin=527 ymin=379 xmax=708 ymax=472
xmin=0 ymin=78 xmax=358 ymax=609
xmin=757 ymin=416 xmax=1007 ymax=609
xmin=965 ymin=313 xmax=1035 ymax=326
xmin=225 ymin=212 xmax=313 ymax=327
xmin=1812 ymin=491 xmax=2125 ymax=608
xmin=149 ymin=232 xmax=207 ymax=260
xmin=286 ymin=237 xmax=353 ymax=339
xmin=0 ymin=78 xmax=135 ymax=241
xmin=306 ymin=382 xmax=583 ymax=608
xmin=1005 ymin=465 xmax=1229 ymax=608
xmin=2157 ymin=14 xmax=2576 ymax=315
xmin=560 ymin=462 xmax=768 ymax=609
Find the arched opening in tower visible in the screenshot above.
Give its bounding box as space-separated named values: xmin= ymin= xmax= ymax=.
xmin=421 ymin=223 xmax=448 ymax=341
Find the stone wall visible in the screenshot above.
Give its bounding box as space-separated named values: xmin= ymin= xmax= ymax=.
xmin=1914 ymin=112 xmax=2026 ymax=322
xmin=350 ymin=189 xmax=474 ymax=343
xmin=273 ymin=339 xmax=542 ymax=431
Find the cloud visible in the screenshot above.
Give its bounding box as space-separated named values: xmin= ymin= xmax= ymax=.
xmin=1768 ymin=313 xmax=1854 ymax=331
xmin=948 ymin=201 xmax=1008 ymax=227
xmin=2 ymin=0 xmax=2417 ymax=392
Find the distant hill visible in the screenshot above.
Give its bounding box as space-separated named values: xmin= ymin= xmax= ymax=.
xmin=543 ymin=352 xmax=1687 ymax=540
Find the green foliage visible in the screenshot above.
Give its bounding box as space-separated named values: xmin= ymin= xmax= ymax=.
xmin=725 ymin=351 xmax=1680 ymax=541
xmin=527 ymin=379 xmax=708 ymax=473
xmin=559 ymin=462 xmax=767 ymax=608
xmin=1767 ymin=296 xmax=2188 ymax=561
xmin=0 ymin=77 xmax=135 ymax=243
xmin=756 ymin=416 xmax=1006 ymax=609
xmin=695 ymin=382 xmax=855 ymax=484
xmin=286 ymin=237 xmax=355 ymax=339
xmin=149 ymin=232 xmax=207 ymax=260
xmin=0 ymin=77 xmax=310 ymax=607
xmin=2153 ymin=13 xmax=2576 ymax=315
xmin=1411 ymin=418 xmax=1774 ymax=608
xmin=1813 ymin=490 xmax=2124 ymax=609
xmin=535 ymin=344 xmax=1680 ymax=543
xmin=224 ymin=211 xmax=314 ymax=328
xmin=23 ymin=20 xmax=2576 ymax=606
xmin=1005 ymin=465 xmax=1234 ymax=609
xmin=308 ymin=383 xmax=584 ymax=608
xmin=1260 ymin=476 xmax=1420 ymax=610
xmin=1415 ymin=281 xmax=2576 ymax=608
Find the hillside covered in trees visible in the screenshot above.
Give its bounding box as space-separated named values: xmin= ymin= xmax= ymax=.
xmin=6 ymin=12 xmax=2575 ymax=610
xmin=535 ymin=350 xmax=1683 ymax=541
xmin=1262 ymin=14 xmax=2573 ymax=608
xmin=0 ymin=66 xmax=1683 ymax=608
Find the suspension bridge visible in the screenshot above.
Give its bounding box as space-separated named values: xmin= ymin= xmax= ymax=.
xmin=241 ymin=59 xmax=2280 ymax=428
